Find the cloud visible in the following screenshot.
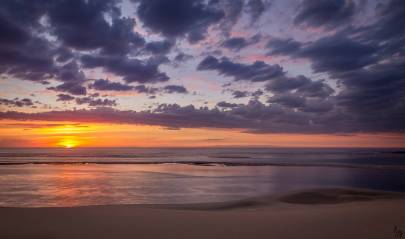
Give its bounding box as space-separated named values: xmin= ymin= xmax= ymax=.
xmin=135 ymin=0 xmax=224 ymax=43
xmin=81 ymin=54 xmax=169 ymax=84
xmin=94 ymin=84 xmax=190 ymax=95
xmin=1 ymin=0 xmax=404 ymax=136
xmin=56 ymin=94 xmax=75 ymax=101
xmin=48 ymin=82 xmax=87 ymax=96
xmin=265 ymin=75 xmax=310 ymax=92
xmin=217 ymin=101 xmax=239 ymax=108
xmin=2 ymin=99 xmax=401 ymax=133
xmin=296 ymin=79 xmax=335 ymax=98
xmin=299 ymin=35 xmax=377 ymax=74
xmin=0 ymin=35 xmax=57 ymax=83
xmin=366 ymin=0 xmax=405 ymax=41
xmin=246 ymin=0 xmax=271 ymax=24
xmin=294 ymin=0 xmax=356 ymax=30
xmin=47 ymin=0 xmax=145 ymax=55
xmin=232 ymin=90 xmax=249 ymax=98
xmin=0 ymin=14 xmax=31 ymax=45
xmin=222 ymin=34 xmax=261 ymax=51
xmin=265 ymin=75 xmax=334 ymax=99
xmin=266 ymin=38 xmax=302 ymax=55
xmin=90 ymin=79 xmax=134 ymax=91
xmin=174 ymin=53 xmax=193 ymax=62
xmin=133 ymin=85 xmax=160 ymax=94
xmin=144 ymin=40 xmax=174 ymax=55
xmin=0 ymin=0 xmax=158 ymax=89
xmin=268 ymin=93 xmax=306 ymax=108
xmin=262 ymin=0 xmax=405 ymax=134
xmin=197 ymin=56 xmax=284 ymax=82
xmin=268 ymin=36 xmax=377 ymax=75
xmin=302 ymin=98 xmax=334 ymax=113
xmin=163 ymin=85 xmax=188 ymax=94
xmin=0 ymin=98 xmax=34 ymax=107
xmin=214 ymin=0 xmax=244 ymax=35
xmin=222 ymin=37 xmax=249 ymax=50
xmin=75 ymin=97 xmax=116 ymax=107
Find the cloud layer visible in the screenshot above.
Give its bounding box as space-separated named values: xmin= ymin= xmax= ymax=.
xmin=0 ymin=0 xmax=404 ymax=135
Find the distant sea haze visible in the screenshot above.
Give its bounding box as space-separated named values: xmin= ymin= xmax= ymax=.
xmin=0 ymin=147 xmax=404 ymax=207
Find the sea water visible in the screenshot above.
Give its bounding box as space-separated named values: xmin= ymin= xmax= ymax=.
xmin=0 ymin=147 xmax=404 ymax=207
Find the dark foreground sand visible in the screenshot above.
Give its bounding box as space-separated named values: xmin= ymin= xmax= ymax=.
xmin=1 ymin=188 xmax=404 ymax=239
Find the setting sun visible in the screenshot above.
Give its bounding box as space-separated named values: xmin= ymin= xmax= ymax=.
xmin=58 ymin=138 xmax=80 ymax=148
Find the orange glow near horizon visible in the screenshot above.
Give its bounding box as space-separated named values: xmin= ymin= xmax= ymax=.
xmin=0 ymin=119 xmax=405 ymax=148
xmin=58 ymin=137 xmax=80 ymax=148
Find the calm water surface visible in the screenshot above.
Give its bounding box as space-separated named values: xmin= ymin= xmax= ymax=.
xmin=0 ymin=147 xmax=404 ymax=207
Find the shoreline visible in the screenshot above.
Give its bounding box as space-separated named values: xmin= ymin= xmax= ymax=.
xmin=1 ymin=187 xmax=404 ymax=210
xmin=1 ymin=160 xmax=405 ymax=171
xmin=1 ymin=188 xmax=405 ymax=239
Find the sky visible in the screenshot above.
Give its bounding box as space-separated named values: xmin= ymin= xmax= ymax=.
xmin=0 ymin=0 xmax=405 ymax=148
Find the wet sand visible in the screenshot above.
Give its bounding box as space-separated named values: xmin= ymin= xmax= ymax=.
xmin=1 ymin=188 xmax=404 ymax=239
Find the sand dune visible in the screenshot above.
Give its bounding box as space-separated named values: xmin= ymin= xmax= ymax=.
xmin=1 ymin=188 xmax=404 ymax=239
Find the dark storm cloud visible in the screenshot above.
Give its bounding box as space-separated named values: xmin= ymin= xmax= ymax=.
xmin=294 ymin=0 xmax=356 ymax=29
xmin=0 ymin=0 xmax=48 ymax=27
xmin=90 ymin=79 xmax=134 ymax=91
xmin=135 ymin=0 xmax=224 ymax=43
xmin=222 ymin=34 xmax=261 ymax=51
xmin=265 ymin=75 xmax=311 ymax=92
xmin=87 ymin=79 xmax=189 ymax=95
xmin=262 ymin=0 xmax=405 ymax=134
xmin=212 ymin=0 xmax=244 ymax=35
xmin=268 ymin=35 xmax=378 ymax=75
xmin=0 ymin=35 xmax=57 ymax=83
xmin=48 ymin=82 xmax=87 ymax=96
xmin=0 ymin=0 xmax=169 ymax=91
xmin=0 ymin=99 xmax=385 ymax=133
xmin=366 ymin=0 xmax=405 ymax=41
xmin=232 ymin=90 xmax=249 ymax=98
xmin=222 ymin=37 xmax=249 ymax=50
xmin=296 ymin=79 xmax=335 ymax=98
xmin=81 ymin=54 xmax=169 ymax=84
xmin=265 ymin=75 xmax=334 ymax=99
xmin=251 ymin=89 xmax=264 ymax=99
xmin=268 ymin=93 xmax=306 ymax=108
xmin=246 ymin=0 xmax=270 ymax=24
xmin=197 ymin=56 xmax=284 ymax=82
xmin=264 ymin=74 xmax=333 ymax=98
xmin=0 ymin=0 xmax=154 ymax=100
xmin=47 ymin=0 xmax=145 ymax=55
xmin=134 ymin=0 xmax=271 ymax=42
xmin=56 ymin=94 xmax=75 ymax=101
xmin=268 ymin=92 xmax=334 ymax=113
xmin=163 ymin=85 xmax=188 ymax=94
xmin=298 ymin=35 xmax=378 ymax=74
xmin=302 ymin=98 xmax=334 ymax=113
xmin=1 ymin=0 xmax=405 ymax=135
xmin=0 ymin=98 xmax=34 ymax=107
xmin=57 ymin=61 xmax=86 ymax=83
xmin=47 ymin=61 xmax=88 ymax=95
xmin=336 ymin=58 xmax=405 ymax=114
xmin=0 ymin=14 xmax=31 ymax=44
xmin=144 ymin=40 xmax=174 ymax=55
xmin=266 ymin=38 xmax=302 ymax=55
xmin=55 ymin=48 xmax=74 ymax=63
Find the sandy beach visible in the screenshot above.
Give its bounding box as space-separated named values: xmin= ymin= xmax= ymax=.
xmin=1 ymin=188 xmax=404 ymax=239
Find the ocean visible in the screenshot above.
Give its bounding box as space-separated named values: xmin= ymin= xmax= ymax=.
xmin=0 ymin=147 xmax=404 ymax=207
